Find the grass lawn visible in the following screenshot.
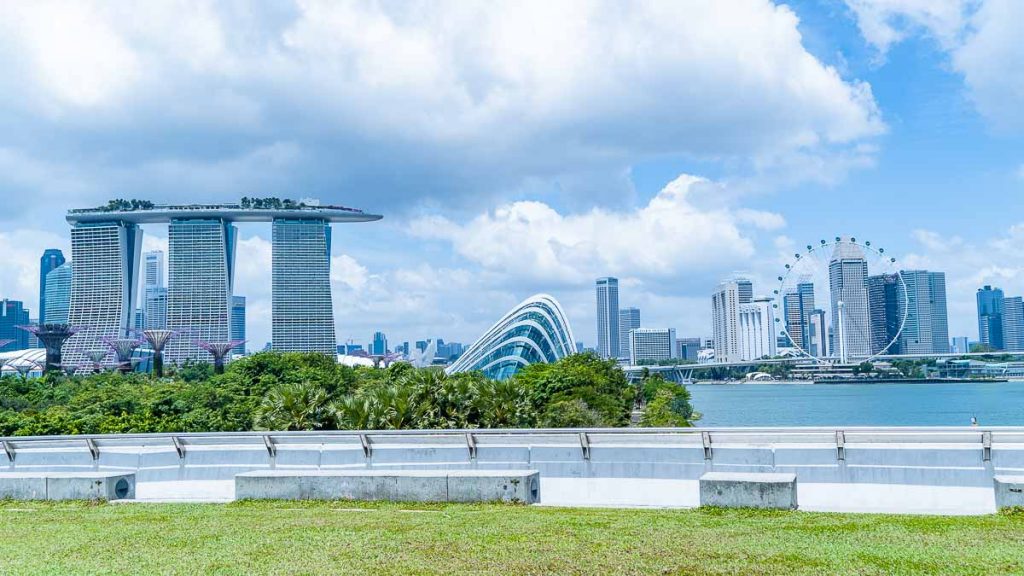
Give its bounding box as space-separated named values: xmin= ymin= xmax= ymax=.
xmin=0 ymin=501 xmax=1022 ymax=575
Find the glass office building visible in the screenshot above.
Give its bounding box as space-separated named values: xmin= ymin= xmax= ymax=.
xmin=43 ymin=262 xmax=73 ymax=325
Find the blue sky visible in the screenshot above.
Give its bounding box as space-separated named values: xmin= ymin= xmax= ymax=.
xmin=1 ymin=0 xmax=1022 ymax=349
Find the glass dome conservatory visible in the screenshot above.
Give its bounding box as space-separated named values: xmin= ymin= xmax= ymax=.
xmin=446 ymin=294 xmax=576 ymax=380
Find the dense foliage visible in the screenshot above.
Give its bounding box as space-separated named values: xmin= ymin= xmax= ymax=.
xmin=0 ymin=352 xmax=697 ymax=436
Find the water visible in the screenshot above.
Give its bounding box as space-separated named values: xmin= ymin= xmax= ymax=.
xmin=687 ymin=381 xmax=1024 ymax=427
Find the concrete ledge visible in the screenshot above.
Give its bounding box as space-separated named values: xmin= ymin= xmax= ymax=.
xmin=0 ymin=472 xmax=135 ymax=501
xmin=700 ymin=472 xmax=798 ymax=510
xmin=994 ymin=476 xmax=1024 ymax=510
xmin=235 ymin=470 xmax=540 ymax=503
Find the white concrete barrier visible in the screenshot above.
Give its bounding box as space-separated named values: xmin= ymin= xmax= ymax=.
xmin=0 ymin=472 xmax=135 ymax=501
xmin=235 ymin=469 xmax=541 ymax=503
xmin=994 ymin=476 xmax=1024 ymax=510
xmin=699 ymin=472 xmax=798 ymax=510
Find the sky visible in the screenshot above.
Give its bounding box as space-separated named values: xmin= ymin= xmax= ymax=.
xmin=1 ymin=0 xmax=1023 ymax=350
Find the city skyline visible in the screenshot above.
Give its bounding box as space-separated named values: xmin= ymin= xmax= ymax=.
xmin=3 ymin=2 xmax=1024 ymax=349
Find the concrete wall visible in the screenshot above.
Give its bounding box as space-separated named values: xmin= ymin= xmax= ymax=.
xmin=2 ymin=429 xmax=1022 ymax=510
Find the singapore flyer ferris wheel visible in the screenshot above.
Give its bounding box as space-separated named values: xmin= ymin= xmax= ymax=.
xmin=772 ymin=237 xmax=909 ymax=364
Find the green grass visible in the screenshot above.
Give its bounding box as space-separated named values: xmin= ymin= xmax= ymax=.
xmin=1 ymin=501 xmax=1022 ymax=575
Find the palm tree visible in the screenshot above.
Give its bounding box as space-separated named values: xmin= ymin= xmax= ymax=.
xmin=254 ymin=381 xmax=332 ymax=431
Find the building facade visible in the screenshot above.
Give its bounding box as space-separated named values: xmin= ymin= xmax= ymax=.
xmin=231 ymin=295 xmax=246 ymax=356
xmin=272 ymin=219 xmax=336 ymax=354
xmin=738 ymin=297 xmax=776 ymax=361
xmin=143 ymin=251 xmax=167 ymax=330
xmin=371 ymin=331 xmax=388 ymax=356
xmin=595 ymin=277 xmax=620 ymax=359
xmin=38 ymin=249 xmax=66 ymax=324
xmin=447 ymin=294 xmax=576 ymax=380
xmin=1002 ymin=296 xmax=1024 ymax=352
xmin=977 ymin=285 xmax=1005 ymax=351
xmin=165 ymin=219 xmax=237 ymax=365
xmin=629 ymin=328 xmax=676 ymax=364
xmin=869 ymin=273 xmax=901 ymax=355
xmin=711 ymin=277 xmax=752 ymax=363
xmin=829 ymin=242 xmax=872 ymax=360
xmin=783 ymin=281 xmax=814 ymax=350
xmin=0 ymin=300 xmax=30 ymax=352
xmin=64 ymin=221 xmax=143 ymax=365
xmin=676 ymin=337 xmax=701 ymax=362
xmin=43 ymin=262 xmax=73 ymax=326
xmin=618 ymin=307 xmax=640 ymax=360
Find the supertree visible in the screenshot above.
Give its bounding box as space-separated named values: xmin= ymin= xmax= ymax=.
xmin=17 ymin=323 xmax=81 ymax=374
xmin=103 ymin=336 xmax=144 ymax=374
xmin=134 ymin=329 xmax=176 ymax=378
xmin=85 ymin=350 xmax=111 ymax=374
xmin=195 ymin=340 xmax=245 ymax=374
xmin=14 ymin=360 xmax=39 ymax=380
xmin=58 ymin=363 xmax=81 ymax=377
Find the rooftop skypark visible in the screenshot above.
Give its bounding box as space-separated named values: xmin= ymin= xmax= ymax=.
xmin=66 ymin=198 xmax=382 ymax=225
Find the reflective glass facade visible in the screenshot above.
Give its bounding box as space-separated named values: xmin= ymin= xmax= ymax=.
xmin=272 ymin=219 xmax=336 ymax=354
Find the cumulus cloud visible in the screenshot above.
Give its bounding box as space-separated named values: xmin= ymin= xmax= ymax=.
xmin=845 ymin=0 xmax=1024 ymax=132
xmin=409 ymin=174 xmax=783 ymax=286
xmin=0 ymin=0 xmax=883 ymax=217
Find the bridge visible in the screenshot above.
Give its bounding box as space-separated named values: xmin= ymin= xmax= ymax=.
xmin=623 ymin=351 xmax=1024 ymax=382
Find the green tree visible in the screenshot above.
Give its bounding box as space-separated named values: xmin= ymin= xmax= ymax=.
xmin=254 ymin=382 xmax=332 ymax=431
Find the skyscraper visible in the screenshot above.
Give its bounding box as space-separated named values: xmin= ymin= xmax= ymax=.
xmin=272 ymin=219 xmax=336 ymax=354
xmin=64 ymin=221 xmax=143 ymax=365
xmin=676 ymin=337 xmax=701 ymax=361
xmin=371 ymin=331 xmax=388 ymax=355
xmin=869 ymin=273 xmax=901 ymax=355
xmin=165 ymin=219 xmax=237 ymax=365
xmin=711 ymin=277 xmax=752 ymax=363
xmin=143 ymin=250 xmax=168 ymax=330
xmin=43 ymin=262 xmax=73 ymax=326
xmin=618 ymin=307 xmax=640 ymax=360
xmin=1002 ymin=296 xmax=1024 ymax=352
xmin=783 ymin=281 xmax=814 ymax=350
xmin=0 ymin=300 xmax=30 ymax=352
xmin=829 ymin=242 xmax=871 ymax=361
xmin=231 ymin=296 xmax=247 ymax=356
xmin=925 ymin=271 xmax=950 ymax=354
xmin=738 ymin=297 xmax=776 ymax=360
xmin=144 ymin=250 xmax=164 ymax=289
xmin=808 ymin=309 xmax=828 ymax=357
xmin=977 ymin=285 xmax=1005 ymax=351
xmin=595 ymin=277 xmax=620 ymax=359
xmin=38 ymin=249 xmax=65 ymax=324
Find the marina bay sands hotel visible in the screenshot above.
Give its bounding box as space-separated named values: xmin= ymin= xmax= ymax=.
xmin=63 ymin=200 xmax=382 ymax=365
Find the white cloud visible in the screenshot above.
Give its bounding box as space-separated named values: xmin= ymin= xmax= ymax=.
xmin=0 ymin=0 xmax=884 ymax=215
xmin=409 ymin=174 xmax=783 ymax=285
xmin=0 ymin=229 xmax=71 ymax=317
xmin=845 ymin=0 xmax=1024 ymax=132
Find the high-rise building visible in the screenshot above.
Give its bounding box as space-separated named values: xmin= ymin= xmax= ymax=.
xmin=38 ymin=249 xmax=66 ymax=324
xmin=231 ymin=296 xmax=246 ymax=356
xmin=676 ymin=337 xmax=701 ymax=361
xmin=595 ymin=277 xmax=620 ymax=359
xmin=629 ymin=328 xmax=676 ymax=364
xmin=272 ymin=219 xmax=336 ymax=354
xmin=711 ymin=277 xmax=751 ymax=363
xmin=64 ymin=221 xmax=143 ymax=365
xmin=43 ymin=262 xmax=73 ymax=325
xmin=143 ymin=251 xmax=168 ymax=330
xmin=0 ymin=300 xmax=30 ymax=352
xmin=371 ymin=331 xmax=388 ymax=355
xmin=928 ymin=272 xmax=950 ymax=354
xmin=829 ymin=242 xmax=871 ymax=361
xmin=783 ymin=281 xmax=815 ymax=350
xmin=951 ymin=336 xmax=971 ymax=355
xmin=808 ymin=309 xmax=828 ymax=358
xmin=618 ymin=307 xmax=640 ymax=360
xmin=165 ymin=219 xmax=236 ymax=365
xmin=869 ymin=273 xmax=901 ymax=355
xmin=977 ymin=285 xmax=1005 ymax=351
xmin=1002 ymin=296 xmax=1024 ymax=352
xmin=738 ymin=297 xmax=776 ymax=361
